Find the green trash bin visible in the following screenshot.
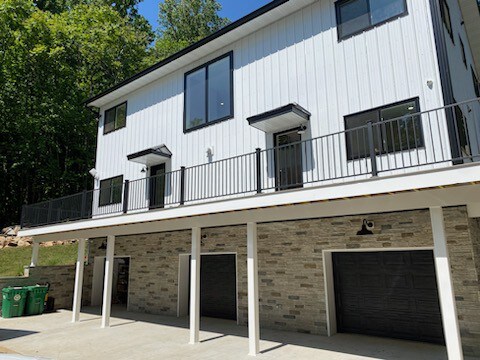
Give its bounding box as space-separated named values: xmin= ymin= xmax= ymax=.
xmin=24 ymin=285 xmax=49 ymax=316
xmin=2 ymin=287 xmax=28 ymax=318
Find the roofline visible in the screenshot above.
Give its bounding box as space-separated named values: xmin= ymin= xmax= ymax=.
xmin=85 ymin=0 xmax=290 ymax=107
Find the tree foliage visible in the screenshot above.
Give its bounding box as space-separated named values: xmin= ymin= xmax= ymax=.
xmin=0 ymin=0 xmax=150 ymax=227
xmin=0 ymin=0 xmax=229 ymax=227
xmin=153 ymin=0 xmax=229 ymax=60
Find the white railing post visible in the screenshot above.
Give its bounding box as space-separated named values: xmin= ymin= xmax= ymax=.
xmin=72 ymin=238 xmax=86 ymax=323
xmin=247 ymin=222 xmax=260 ymax=356
xmin=189 ymin=227 xmax=201 ymax=344
xmin=430 ymin=207 xmax=464 ymax=360
xmin=101 ymin=235 xmax=115 ymax=328
xmin=30 ymin=242 xmax=40 ymax=267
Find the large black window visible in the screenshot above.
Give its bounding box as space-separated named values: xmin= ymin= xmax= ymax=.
xmin=460 ymin=36 xmax=467 ymax=67
xmin=336 ymin=0 xmax=407 ymax=40
xmin=104 ymin=102 xmax=127 ymax=134
xmin=472 ymin=67 xmax=480 ymax=98
xmin=99 ymin=175 xmax=123 ymax=206
xmin=184 ymin=52 xmax=233 ymax=132
xmin=345 ymin=98 xmax=424 ymax=160
xmin=440 ymin=0 xmax=454 ymax=42
xmin=454 ymin=103 xmax=471 ymax=157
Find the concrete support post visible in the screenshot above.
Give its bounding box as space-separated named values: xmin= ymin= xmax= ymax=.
xmin=430 ymin=207 xmax=464 ymax=360
xmin=101 ymin=235 xmax=115 ymax=328
xmin=247 ymin=222 xmax=260 ymax=356
xmin=30 ymin=242 xmax=39 ymax=267
xmin=189 ymin=227 xmax=201 ymax=344
xmin=72 ymin=238 xmax=86 ymax=323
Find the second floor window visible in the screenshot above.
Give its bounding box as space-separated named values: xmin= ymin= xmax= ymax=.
xmin=440 ymin=0 xmax=454 ymax=42
xmin=184 ymin=52 xmax=233 ymax=132
xmin=336 ymin=0 xmax=407 ymax=40
xmin=99 ymin=175 xmax=123 ymax=206
xmin=472 ymin=67 xmax=480 ymax=98
xmin=345 ymin=98 xmax=424 ymax=160
xmin=104 ymin=102 xmax=127 ymax=134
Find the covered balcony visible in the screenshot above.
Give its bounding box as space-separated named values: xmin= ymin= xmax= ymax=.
xmin=20 ymin=98 xmax=480 ymax=229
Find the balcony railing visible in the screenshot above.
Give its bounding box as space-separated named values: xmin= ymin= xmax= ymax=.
xmin=21 ymin=98 xmax=480 ymax=228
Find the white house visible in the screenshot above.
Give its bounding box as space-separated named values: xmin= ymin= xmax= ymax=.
xmin=19 ymin=0 xmax=480 ymax=358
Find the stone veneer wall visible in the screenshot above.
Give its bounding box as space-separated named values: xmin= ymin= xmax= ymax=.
xmin=0 ymin=265 xmax=75 ymax=311
xmin=81 ymin=206 xmax=480 ymax=356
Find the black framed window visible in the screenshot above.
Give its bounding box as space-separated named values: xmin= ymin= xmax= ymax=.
xmin=345 ymin=98 xmax=424 ymax=160
xmin=104 ymin=102 xmax=127 ymax=134
xmin=472 ymin=67 xmax=480 ymax=98
xmin=440 ymin=0 xmax=454 ymax=42
xmin=454 ymin=103 xmax=471 ymax=157
xmin=335 ymin=0 xmax=407 ymax=40
xmin=460 ymin=36 xmax=467 ymax=67
xmin=99 ymin=175 xmax=123 ymax=206
xmin=184 ymin=52 xmax=233 ymax=132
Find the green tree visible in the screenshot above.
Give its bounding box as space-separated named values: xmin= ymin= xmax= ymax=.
xmin=0 ymin=0 xmax=150 ymax=227
xmin=152 ymin=0 xmax=230 ymax=60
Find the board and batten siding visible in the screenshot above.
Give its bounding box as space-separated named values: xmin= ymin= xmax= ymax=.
xmin=93 ymin=0 xmax=448 ymax=203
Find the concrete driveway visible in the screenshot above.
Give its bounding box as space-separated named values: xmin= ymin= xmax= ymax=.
xmin=0 ymin=307 xmax=460 ymax=360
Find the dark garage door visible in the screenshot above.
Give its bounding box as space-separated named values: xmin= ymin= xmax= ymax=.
xmin=333 ymin=250 xmax=444 ymax=344
xmin=189 ymin=254 xmax=237 ymax=320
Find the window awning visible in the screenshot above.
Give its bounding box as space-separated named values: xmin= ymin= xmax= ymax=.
xmin=247 ymin=103 xmax=311 ymax=133
xmin=127 ymin=145 xmax=172 ymax=166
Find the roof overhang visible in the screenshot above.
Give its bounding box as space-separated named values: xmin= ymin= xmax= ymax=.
xmin=86 ymin=0 xmax=316 ymax=108
xmin=247 ymin=103 xmax=311 ymax=133
xmin=127 ymin=145 xmax=172 ymax=166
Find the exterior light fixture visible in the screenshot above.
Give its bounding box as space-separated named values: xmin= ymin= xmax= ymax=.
xmin=297 ymin=125 xmax=307 ymax=135
xmin=357 ymin=219 xmax=374 ymax=236
xmin=98 ymin=240 xmax=107 ymax=250
xmin=141 ymin=166 xmax=149 ymax=173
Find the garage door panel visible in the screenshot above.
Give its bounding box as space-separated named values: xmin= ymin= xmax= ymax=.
xmin=385 ymin=274 xmax=410 ymax=288
xmin=333 ymin=250 xmax=444 ymax=344
xmin=413 ymin=275 xmax=438 ymax=290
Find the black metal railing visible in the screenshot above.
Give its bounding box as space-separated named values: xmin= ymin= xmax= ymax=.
xmin=21 ymin=98 xmax=480 ymax=228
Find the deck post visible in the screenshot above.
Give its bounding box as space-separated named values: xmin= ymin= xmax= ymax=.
xmin=101 ymin=235 xmax=115 ymax=328
xmin=189 ymin=227 xmax=201 ymax=344
xmin=72 ymin=238 xmax=86 ymax=323
xmin=30 ymin=242 xmax=40 ymax=267
xmin=247 ymin=222 xmax=260 ymax=356
xmin=430 ymin=207 xmax=463 ymax=360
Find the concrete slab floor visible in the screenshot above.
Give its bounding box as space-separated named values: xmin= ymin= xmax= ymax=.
xmin=0 ymin=307 xmax=470 ymax=360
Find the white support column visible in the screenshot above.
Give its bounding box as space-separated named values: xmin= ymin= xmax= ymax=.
xmin=189 ymin=227 xmax=201 ymax=345
xmin=430 ymin=207 xmax=464 ymax=360
xmin=247 ymin=222 xmax=260 ymax=356
xmin=101 ymin=235 xmax=115 ymax=328
xmin=72 ymin=238 xmax=86 ymax=323
xmin=30 ymin=242 xmax=39 ymax=267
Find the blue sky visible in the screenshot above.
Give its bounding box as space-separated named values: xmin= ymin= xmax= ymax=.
xmin=138 ymin=0 xmax=272 ymax=31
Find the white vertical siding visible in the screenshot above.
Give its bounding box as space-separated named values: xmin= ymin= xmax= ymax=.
xmin=93 ymin=0 xmax=448 ymax=208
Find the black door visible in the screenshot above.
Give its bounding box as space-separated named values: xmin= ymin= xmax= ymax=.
xmin=149 ymin=164 xmax=165 ymax=209
xmin=189 ymin=254 xmax=237 ymax=320
xmin=275 ymin=130 xmax=303 ymax=190
xmin=333 ymin=251 xmax=444 ymax=344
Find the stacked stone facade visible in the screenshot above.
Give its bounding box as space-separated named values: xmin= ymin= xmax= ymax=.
xmin=0 ymin=265 xmax=75 ymax=311
xmin=81 ymin=206 xmax=480 ymax=356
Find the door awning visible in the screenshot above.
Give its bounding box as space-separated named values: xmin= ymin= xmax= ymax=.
xmin=127 ymin=145 xmax=172 ymax=166
xmin=247 ymin=103 xmax=310 ymax=133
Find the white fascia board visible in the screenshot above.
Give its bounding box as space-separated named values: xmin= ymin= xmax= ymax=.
xmin=19 ymin=163 xmax=480 ymax=242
